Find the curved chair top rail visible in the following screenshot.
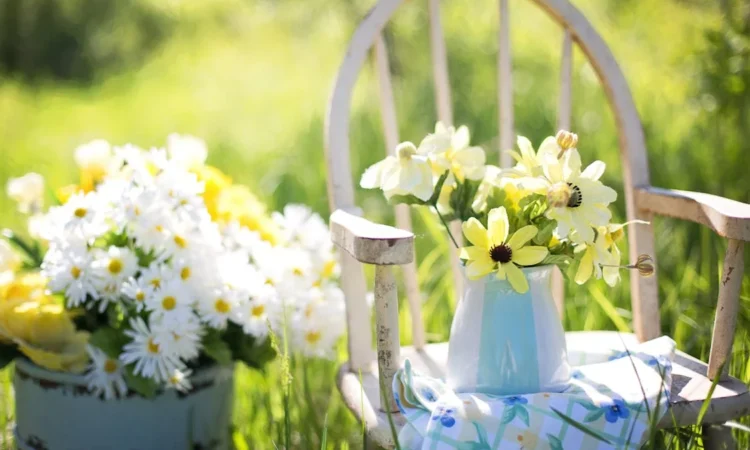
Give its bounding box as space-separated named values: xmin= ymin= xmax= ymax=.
xmin=324 ymin=0 xmax=650 ymax=219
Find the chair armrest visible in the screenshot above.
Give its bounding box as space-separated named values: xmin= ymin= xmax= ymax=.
xmin=330 ymin=209 xmax=414 ymax=265
xmin=635 ymin=187 xmax=750 ymax=241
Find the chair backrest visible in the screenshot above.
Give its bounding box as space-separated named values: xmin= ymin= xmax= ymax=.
xmin=325 ymin=0 xmax=659 ymax=371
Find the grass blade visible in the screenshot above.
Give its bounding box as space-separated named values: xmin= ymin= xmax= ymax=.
xmin=551 ymin=407 xmax=613 ymax=445
xmin=320 ymin=413 xmax=328 ymax=450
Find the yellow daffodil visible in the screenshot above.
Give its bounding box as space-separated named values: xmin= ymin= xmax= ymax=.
xmin=574 ymin=221 xmax=647 ymax=286
xmin=0 ymin=240 xmax=21 ymax=288
xmin=74 ymin=139 xmax=113 ymax=192
xmin=459 ymin=207 xmax=549 ymax=293
xmin=193 ymin=164 xmax=233 ymax=218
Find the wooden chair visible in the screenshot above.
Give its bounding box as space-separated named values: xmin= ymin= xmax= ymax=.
xmin=324 ymin=0 xmax=750 ymax=448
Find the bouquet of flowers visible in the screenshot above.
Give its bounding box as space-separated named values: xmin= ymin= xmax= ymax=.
xmin=361 ymin=123 xmax=653 ymax=293
xmin=0 ymin=135 xmax=345 ymax=398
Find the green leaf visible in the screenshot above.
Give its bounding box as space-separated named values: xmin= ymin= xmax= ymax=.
xmin=583 ymin=408 xmax=605 ymax=423
xmin=202 ymin=329 xmax=233 ymax=365
xmin=542 ymin=254 xmax=572 ymax=267
xmin=2 ymin=229 xmax=43 ymax=268
xmin=223 ymin=323 xmax=276 ymax=369
xmin=501 ymin=406 xmax=517 ymax=424
xmin=89 ymin=328 xmax=129 ymax=359
xmin=123 ymin=366 xmax=159 ymax=398
xmin=515 ymin=405 xmax=530 ymax=427
xmin=550 ymin=407 xmax=612 ymax=445
xmin=547 ymin=434 xmax=564 ymax=450
xmin=387 ymin=194 xmax=427 ymax=206
xmin=533 ymin=220 xmax=556 ymax=245
xmin=0 ymin=344 xmax=20 ymax=370
xmin=427 ymin=171 xmax=450 ymax=207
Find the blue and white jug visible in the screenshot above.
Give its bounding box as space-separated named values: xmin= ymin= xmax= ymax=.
xmin=446 ymin=265 xmax=571 ymax=395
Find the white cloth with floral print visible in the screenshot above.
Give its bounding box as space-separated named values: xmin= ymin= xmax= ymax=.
xmin=392 ymin=336 xmax=675 ymax=449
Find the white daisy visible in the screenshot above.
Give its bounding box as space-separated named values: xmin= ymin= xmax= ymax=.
xmin=85 ymin=345 xmax=128 ymax=400
xmin=58 ymin=192 xmax=109 ymax=240
xmin=43 ymin=243 xmax=98 ymax=308
xmin=232 ymin=284 xmax=278 ymax=338
xmin=145 ymin=279 xmax=195 ymax=325
xmin=121 ymin=276 xmax=151 ymax=311
xmin=152 ymin=313 xmax=203 ymax=361
xmin=165 ymin=368 xmax=193 ymax=393
xmin=198 ymin=285 xmax=241 ymax=329
xmin=167 ymin=133 xmax=208 ymax=170
xmin=91 ymin=246 xmax=138 ymax=284
xmin=120 ymin=317 xmax=184 ymax=382
xmin=139 ymin=262 xmax=175 ymax=292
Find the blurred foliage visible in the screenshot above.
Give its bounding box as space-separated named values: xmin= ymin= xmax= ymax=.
xmin=1 ymin=0 xmax=750 ymax=448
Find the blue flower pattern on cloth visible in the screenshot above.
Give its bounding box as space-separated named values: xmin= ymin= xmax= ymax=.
xmin=392 ymin=336 xmax=676 ymax=449
xmin=601 ymin=398 xmax=631 ymax=423
xmin=501 ymin=395 xmax=528 ymax=406
xmin=431 ymin=406 xmax=456 ymax=428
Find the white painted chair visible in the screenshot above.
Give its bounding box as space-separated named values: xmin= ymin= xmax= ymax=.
xmin=324 ymin=0 xmax=750 ymax=448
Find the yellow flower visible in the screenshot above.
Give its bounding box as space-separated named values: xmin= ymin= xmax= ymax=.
xmin=56 ymin=184 xmax=82 ymax=204
xmin=0 ymin=288 xmax=89 ymax=373
xmin=459 ymin=207 xmax=549 ymax=293
xmin=214 ymin=185 xmax=281 ymax=245
xmin=193 ymin=165 xmax=232 ymax=218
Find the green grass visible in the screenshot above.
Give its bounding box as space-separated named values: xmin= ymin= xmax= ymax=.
xmin=1 ymin=0 xmax=749 ymax=448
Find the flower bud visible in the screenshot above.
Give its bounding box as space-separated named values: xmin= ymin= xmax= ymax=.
xmin=396 ymin=142 xmax=418 ymax=160
xmin=546 ymin=182 xmax=571 ymax=208
xmin=555 ymin=130 xmax=578 ymax=151
xmin=634 ymin=254 xmax=654 ymax=277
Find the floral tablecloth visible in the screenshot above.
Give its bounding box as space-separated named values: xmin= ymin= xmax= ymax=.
xmin=393 ymin=336 xmax=675 ymax=449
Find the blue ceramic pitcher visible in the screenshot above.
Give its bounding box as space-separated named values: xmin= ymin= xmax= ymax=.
xmin=446 ymin=265 xmax=571 ymax=395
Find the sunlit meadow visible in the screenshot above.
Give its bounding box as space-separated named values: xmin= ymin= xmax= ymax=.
xmin=1 ymin=0 xmax=749 ymax=448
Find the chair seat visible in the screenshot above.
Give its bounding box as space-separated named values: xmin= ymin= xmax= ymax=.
xmin=337 ymin=331 xmax=750 ymax=448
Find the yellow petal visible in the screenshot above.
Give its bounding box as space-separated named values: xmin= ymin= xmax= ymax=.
xmin=512 ymin=246 xmax=549 ymax=266
xmin=495 ymin=263 xmax=506 ymax=280
xmin=466 ymin=259 xmax=495 ymax=280
xmin=504 ymin=263 xmax=529 ymax=293
xmin=487 ymin=207 xmax=509 ymax=246
xmin=574 ymin=247 xmax=595 ymax=285
xmin=459 ymin=246 xmax=489 ymax=263
xmin=506 ymin=225 xmax=539 ymax=251
xmin=462 ymin=218 xmax=489 ymax=249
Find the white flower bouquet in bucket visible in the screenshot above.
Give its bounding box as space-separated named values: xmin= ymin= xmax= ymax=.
xmin=360 ymin=123 xmax=653 ymax=395
xmin=1 ymin=135 xmax=345 ymax=450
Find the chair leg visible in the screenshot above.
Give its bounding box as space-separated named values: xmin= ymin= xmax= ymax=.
xmin=702 ymin=424 xmax=736 ymax=450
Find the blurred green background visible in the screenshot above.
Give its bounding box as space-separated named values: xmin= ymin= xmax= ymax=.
xmin=1 ymin=0 xmax=750 ymax=448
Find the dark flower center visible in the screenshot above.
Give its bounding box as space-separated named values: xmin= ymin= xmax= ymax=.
xmin=489 ymin=244 xmax=512 ymax=263
xmin=566 ymin=183 xmax=583 ymax=208
xmin=611 ymin=405 xmax=620 ymax=413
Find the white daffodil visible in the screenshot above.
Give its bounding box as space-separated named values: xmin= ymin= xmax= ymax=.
xmin=120 ymin=317 xmax=185 ymax=383
xmin=418 ymin=122 xmax=486 ymax=182
xmin=360 ymin=142 xmax=434 ymax=201
xmin=459 ymin=207 xmax=549 ymax=293
xmin=6 ymin=173 xmax=45 ymax=214
xmin=470 ymin=165 xmax=502 ymax=213
xmin=502 ymin=136 xmax=558 ymax=179
xmin=167 ymin=134 xmax=208 ymax=170
xmin=542 ymin=149 xmax=617 ymax=243
xmin=85 ymin=345 xmax=128 ymax=400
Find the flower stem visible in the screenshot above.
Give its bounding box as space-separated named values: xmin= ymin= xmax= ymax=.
xmin=435 ymin=209 xmax=460 ymax=249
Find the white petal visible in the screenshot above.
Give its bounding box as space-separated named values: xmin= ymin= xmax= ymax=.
xmin=581 ymin=160 xmax=606 ymax=181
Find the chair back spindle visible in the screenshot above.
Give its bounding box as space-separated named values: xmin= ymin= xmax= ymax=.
xmin=374 ymin=34 xmax=427 ymax=349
